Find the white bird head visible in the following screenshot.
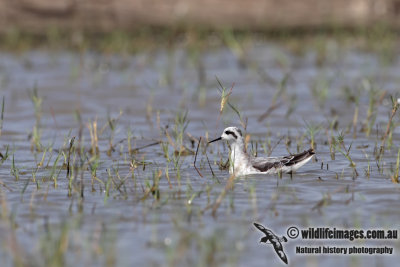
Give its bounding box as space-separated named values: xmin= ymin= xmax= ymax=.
xmin=209 ymin=126 xmax=243 ymax=143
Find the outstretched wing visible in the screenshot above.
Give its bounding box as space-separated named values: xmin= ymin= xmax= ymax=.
xmin=254 ymin=222 xmax=267 ymax=234
xmin=254 ymin=223 xmax=289 ymax=264
xmin=253 ymin=223 xmax=275 ymax=236
xmin=271 ymin=240 xmax=288 ymax=264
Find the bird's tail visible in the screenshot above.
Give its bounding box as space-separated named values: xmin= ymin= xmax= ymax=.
xmin=286 ymin=148 xmax=315 ymax=166
xmin=284 ymin=148 xmax=315 ymax=172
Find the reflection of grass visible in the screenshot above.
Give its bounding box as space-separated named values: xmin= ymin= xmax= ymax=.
xmin=50 ymin=150 xmax=62 ymax=188
xmin=361 ymin=149 xmax=371 ymax=179
xmin=28 ymin=84 xmax=43 ymax=152
xmin=379 ymin=96 xmax=399 ymax=156
xmin=87 ymin=119 xmax=99 ymax=155
xmin=106 ymin=110 xmax=123 ymax=156
xmin=310 ymin=76 xmax=330 ymax=109
xmin=389 ymin=148 xmax=400 ymax=183
xmin=0 ymin=96 xmax=4 ymax=137
xmin=165 ymin=227 xmax=241 ymax=267
xmin=304 ymin=120 xmax=322 ymax=150
xmin=363 ymin=80 xmax=381 ymax=137
xmin=334 ymin=132 xmax=356 ymax=168
xmin=393 ymin=148 xmax=400 ymax=183
xmin=11 ymin=152 xmax=19 ymax=181
xmin=2 ymin=213 xmax=116 ymax=266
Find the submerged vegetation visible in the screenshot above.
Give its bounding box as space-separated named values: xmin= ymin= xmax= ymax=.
xmin=0 ymin=29 xmax=399 ymax=266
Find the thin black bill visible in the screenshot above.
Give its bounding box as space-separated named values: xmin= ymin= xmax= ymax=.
xmin=208 ymin=137 xmax=222 ymax=143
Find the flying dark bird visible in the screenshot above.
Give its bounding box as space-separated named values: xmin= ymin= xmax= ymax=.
xmin=208 ymin=127 xmax=314 ymax=176
xmin=253 ymin=222 xmax=288 ymax=264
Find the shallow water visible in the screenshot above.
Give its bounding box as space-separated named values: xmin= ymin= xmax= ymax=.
xmin=0 ymin=43 xmax=399 ymax=267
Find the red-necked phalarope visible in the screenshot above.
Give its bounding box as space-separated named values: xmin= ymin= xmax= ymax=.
xmin=208 ymin=126 xmax=315 ymax=176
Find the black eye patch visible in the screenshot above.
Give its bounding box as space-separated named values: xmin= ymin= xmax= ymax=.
xmin=225 ymin=130 xmax=238 ymax=139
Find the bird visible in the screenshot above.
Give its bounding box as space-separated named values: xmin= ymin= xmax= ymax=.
xmin=253 ymin=222 xmax=288 ymax=264
xmin=208 ymin=126 xmax=314 ymax=176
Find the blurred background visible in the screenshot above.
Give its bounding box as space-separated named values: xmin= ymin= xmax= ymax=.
xmin=0 ymin=0 xmax=398 ymax=31
xmin=0 ymin=1 xmax=400 ymax=267
xmin=0 ymin=0 xmax=399 ymax=49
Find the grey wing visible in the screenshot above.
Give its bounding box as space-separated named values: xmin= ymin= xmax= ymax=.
xmin=250 ymin=156 xmax=292 ymax=172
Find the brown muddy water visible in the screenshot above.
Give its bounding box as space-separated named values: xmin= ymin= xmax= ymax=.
xmin=0 ymin=43 xmax=399 ymax=267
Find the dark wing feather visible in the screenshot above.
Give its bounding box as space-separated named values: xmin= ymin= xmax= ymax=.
xmin=284 ymin=148 xmax=315 ymax=166
xmin=271 ymin=240 xmax=288 ymax=264
xmin=254 ymin=222 xmax=268 ymax=234
xmin=253 ymin=223 xmax=276 ymax=237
